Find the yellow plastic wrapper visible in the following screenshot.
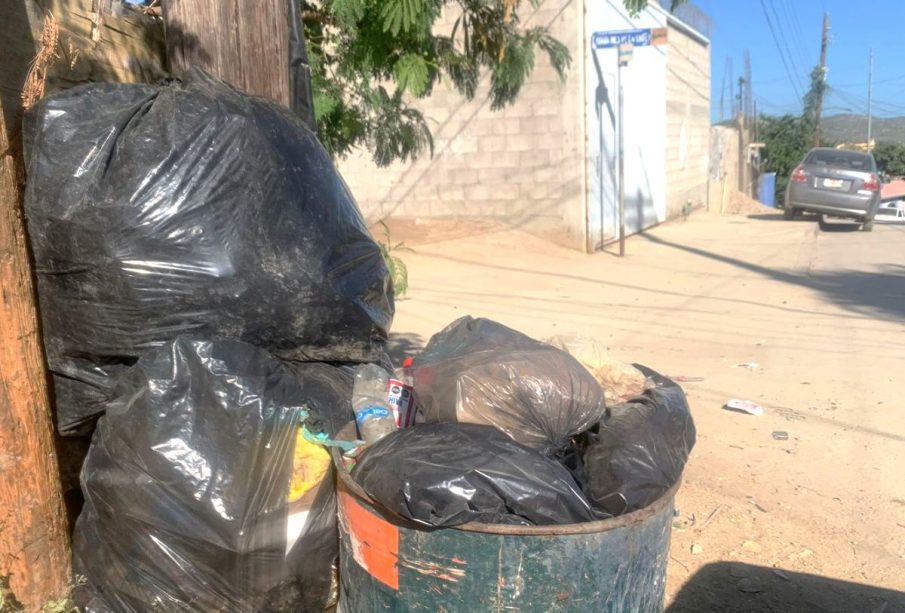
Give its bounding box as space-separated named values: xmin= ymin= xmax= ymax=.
xmin=289 ymin=429 xmax=331 ymax=503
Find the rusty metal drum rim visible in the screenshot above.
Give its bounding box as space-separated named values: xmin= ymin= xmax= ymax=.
xmin=331 ymin=447 xmax=680 ymax=537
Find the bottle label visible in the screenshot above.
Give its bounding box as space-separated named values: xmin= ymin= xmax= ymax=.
xmin=356 ymin=405 xmax=392 ymax=426
xmin=387 ymin=379 xmax=417 ymax=427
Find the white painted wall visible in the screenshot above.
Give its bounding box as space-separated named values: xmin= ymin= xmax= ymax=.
xmin=585 ymin=1 xmax=668 ymax=247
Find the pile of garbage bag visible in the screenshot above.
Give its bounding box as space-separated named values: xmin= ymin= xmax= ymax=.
xmin=24 ymin=68 xmax=695 ymax=611
xmin=74 ymin=338 xmax=353 ymax=611
xmin=21 ymin=71 xmax=389 ymax=611
xmin=351 ymin=317 xmax=695 ymax=527
xmin=24 ymin=69 xmax=392 ymax=436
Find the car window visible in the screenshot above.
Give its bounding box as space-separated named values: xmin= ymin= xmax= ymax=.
xmin=805 ymin=150 xmax=875 ymax=171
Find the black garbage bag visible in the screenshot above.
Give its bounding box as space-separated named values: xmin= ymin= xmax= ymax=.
xmin=582 ymin=366 xmax=696 ymax=517
xmin=73 ymin=338 xmax=354 ymax=612
xmin=410 ymin=317 xmax=606 ymax=453
xmin=23 ymin=70 xmax=393 ymax=435
xmin=352 ymin=423 xmax=596 ymax=527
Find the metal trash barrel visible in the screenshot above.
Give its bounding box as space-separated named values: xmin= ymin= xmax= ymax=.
xmin=334 ymin=448 xmax=677 ymax=612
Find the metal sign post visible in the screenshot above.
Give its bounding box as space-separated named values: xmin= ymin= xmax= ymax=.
xmin=617 ymin=43 xmax=632 ymax=257
xmin=592 ymin=27 xmax=665 ymax=256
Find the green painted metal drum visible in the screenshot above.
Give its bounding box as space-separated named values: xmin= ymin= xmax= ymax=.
xmin=334 ymin=449 xmax=677 ymax=612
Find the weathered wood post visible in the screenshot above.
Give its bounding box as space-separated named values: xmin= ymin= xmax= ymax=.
xmin=0 ymin=98 xmax=71 ymax=610
xmin=162 ymin=0 xmax=316 ymax=128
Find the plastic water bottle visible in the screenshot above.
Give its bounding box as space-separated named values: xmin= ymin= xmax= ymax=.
xmin=352 ymin=364 xmax=397 ymax=444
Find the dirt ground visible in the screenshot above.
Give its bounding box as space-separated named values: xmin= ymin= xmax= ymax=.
xmin=381 ymin=211 xmax=905 ymax=612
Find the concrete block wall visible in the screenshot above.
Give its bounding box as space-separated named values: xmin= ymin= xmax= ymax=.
xmin=336 ymin=0 xmax=587 ymax=250
xmin=709 ymin=124 xmax=740 ymax=212
xmin=664 ymin=20 xmax=711 ymax=216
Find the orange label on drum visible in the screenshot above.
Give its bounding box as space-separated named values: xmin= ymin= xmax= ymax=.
xmin=338 ymin=490 xmax=400 ymax=590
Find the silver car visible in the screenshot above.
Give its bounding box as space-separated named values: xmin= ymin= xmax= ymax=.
xmin=784 ymin=148 xmax=881 ymax=231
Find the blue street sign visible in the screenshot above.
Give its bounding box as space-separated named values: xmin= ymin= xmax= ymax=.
xmin=592 ymin=29 xmax=652 ymax=49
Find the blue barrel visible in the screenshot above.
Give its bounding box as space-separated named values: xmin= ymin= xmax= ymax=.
xmin=334 ymin=449 xmax=677 ymax=612
xmin=758 ymin=173 xmax=777 ymax=207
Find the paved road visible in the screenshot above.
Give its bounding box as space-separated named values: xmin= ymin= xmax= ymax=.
xmin=391 ymin=211 xmax=905 ymax=612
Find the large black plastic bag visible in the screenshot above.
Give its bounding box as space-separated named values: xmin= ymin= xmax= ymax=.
xmin=73 ymin=338 xmax=354 ymax=612
xmin=23 ymin=70 xmax=393 ymax=435
xmin=352 ymin=423 xmax=596 ymax=527
xmin=410 ymin=317 xmax=606 ymax=453
xmin=582 ymin=366 xmax=696 ymax=517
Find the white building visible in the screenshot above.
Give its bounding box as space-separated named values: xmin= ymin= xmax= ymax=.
xmin=338 ymin=0 xmax=711 ymax=252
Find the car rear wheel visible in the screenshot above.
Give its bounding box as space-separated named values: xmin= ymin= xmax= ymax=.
xmin=862 ymin=218 xmax=874 ymax=232
xmin=783 ymin=206 xmax=796 ymax=220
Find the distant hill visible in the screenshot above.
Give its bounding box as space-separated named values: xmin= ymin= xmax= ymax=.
xmin=822 ymin=114 xmax=905 ymax=145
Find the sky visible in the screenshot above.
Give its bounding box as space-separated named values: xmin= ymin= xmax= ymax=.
xmin=698 ymin=0 xmax=905 ymax=122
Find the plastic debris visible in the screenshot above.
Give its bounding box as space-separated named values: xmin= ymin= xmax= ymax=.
xmin=733 ymin=362 xmax=760 ymax=370
xmin=352 ymin=364 xmax=397 ymax=444
xmin=546 ymin=335 xmax=652 ymax=404
xmin=725 ymin=399 xmax=765 ymax=416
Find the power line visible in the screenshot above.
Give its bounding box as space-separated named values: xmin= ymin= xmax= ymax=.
xmin=828 ymin=86 xmax=905 ymax=115
xmin=833 ymin=73 xmax=905 ymax=88
xmin=758 ymin=0 xmax=803 ymax=103
xmin=778 ymin=0 xmax=811 ymax=71
xmin=767 ymin=0 xmax=805 ymax=90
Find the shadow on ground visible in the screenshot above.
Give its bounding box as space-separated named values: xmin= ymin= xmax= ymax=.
xmin=639 ymin=233 xmax=905 ymax=321
xmin=384 ymin=332 xmax=425 ymax=364
xmin=747 ymin=212 xmax=818 ymax=222
xmin=668 ymin=562 xmax=905 ymax=612
xmin=748 ymin=212 xmax=873 ymax=233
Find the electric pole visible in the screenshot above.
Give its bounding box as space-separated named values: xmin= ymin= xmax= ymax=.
xmin=814 ymin=12 xmax=830 ymax=147
xmin=729 ymin=60 xmax=735 ymax=117
xmin=867 ymin=48 xmax=873 ymax=152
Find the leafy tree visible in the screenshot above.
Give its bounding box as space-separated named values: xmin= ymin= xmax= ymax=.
xmin=872 ymin=141 xmax=905 ymax=178
xmin=760 ymin=64 xmax=831 ymax=201
xmin=302 ymin=0 xmax=570 ymax=167
xmin=802 ymin=66 xmax=826 ymax=135
xmin=302 ymin=0 xmax=686 ymax=166
xmin=622 ymin=0 xmax=686 ymax=15
xmin=760 ymin=114 xmax=811 ymax=201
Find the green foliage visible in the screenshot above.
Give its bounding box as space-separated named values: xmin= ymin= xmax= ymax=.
xmin=802 ymin=66 xmax=827 ymax=132
xmin=760 ymin=64 xmax=831 ymax=201
xmin=0 ymin=575 xmax=78 ymax=613
xmin=872 ymin=141 xmax=905 ymax=178
xmin=378 ymin=221 xmax=413 ymax=298
xmin=393 ymin=53 xmax=431 ymax=96
xmin=760 ymin=114 xmax=811 ymax=199
xmin=302 ymin=0 xmax=571 ymax=166
xmin=1 ymin=575 xmax=26 ymax=612
xmin=622 ymin=0 xmax=686 ymax=16
xmin=302 ymin=0 xmax=692 ymax=166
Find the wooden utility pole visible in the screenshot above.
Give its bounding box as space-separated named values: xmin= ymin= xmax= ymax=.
xmin=0 ymin=99 xmax=71 ymax=610
xmin=814 ymin=12 xmax=830 ymax=147
xmin=0 ymin=4 xmax=167 ymax=608
xmin=867 ymin=48 xmax=873 ymax=152
xmin=162 ymin=0 xmax=315 ymax=129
